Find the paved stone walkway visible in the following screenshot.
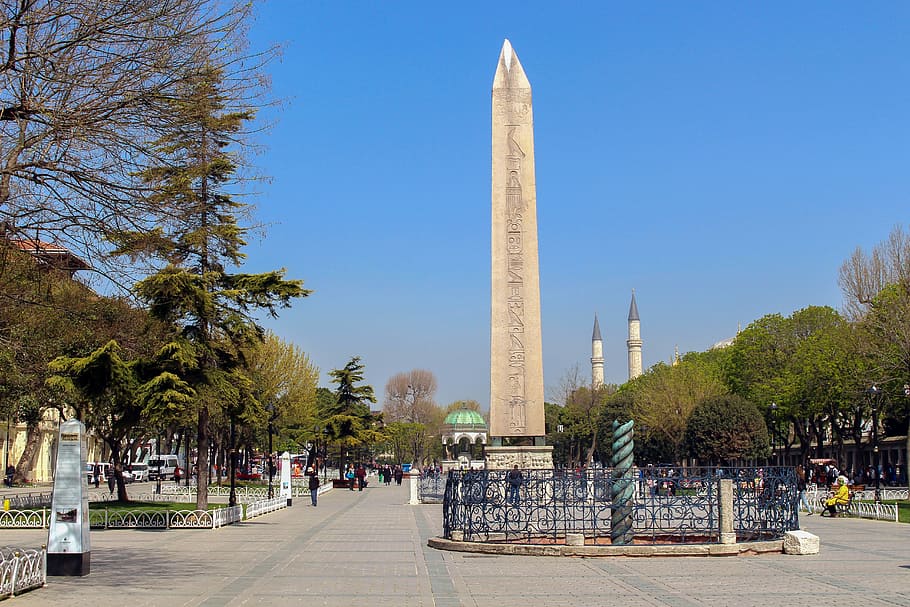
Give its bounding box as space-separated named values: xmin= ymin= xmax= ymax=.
xmin=1 ymin=482 xmax=909 ymax=606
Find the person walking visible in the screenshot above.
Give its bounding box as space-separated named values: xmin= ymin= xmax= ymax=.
xmin=796 ymin=464 xmax=813 ymax=515
xmin=394 ymin=466 xmax=403 ymax=486
xmin=307 ymin=468 xmax=320 ymax=506
xmin=107 ymin=465 xmax=116 ymax=496
xmin=355 ymin=464 xmax=366 ymax=491
xmin=92 ymin=463 xmax=101 ymax=489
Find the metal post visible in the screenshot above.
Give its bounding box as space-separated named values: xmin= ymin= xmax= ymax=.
xmin=185 ymin=428 xmax=191 ymax=487
xmin=267 ymin=419 xmax=274 ymax=500
xmin=229 ymin=416 xmax=237 ymax=508
xmin=869 ymin=385 xmax=882 ymax=502
xmin=156 ymin=433 xmax=162 ymax=495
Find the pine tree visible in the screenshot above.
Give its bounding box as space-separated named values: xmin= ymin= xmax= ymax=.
xmin=110 ymin=66 xmax=309 ymax=508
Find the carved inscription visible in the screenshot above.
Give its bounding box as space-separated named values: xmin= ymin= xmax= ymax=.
xmin=505 ymin=125 xmax=527 ymax=434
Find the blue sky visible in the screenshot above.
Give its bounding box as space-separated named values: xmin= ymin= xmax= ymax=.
xmin=241 ymin=2 xmax=909 ymax=408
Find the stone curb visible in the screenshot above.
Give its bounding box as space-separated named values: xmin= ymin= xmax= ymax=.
xmin=427 ymin=536 xmax=784 ymax=557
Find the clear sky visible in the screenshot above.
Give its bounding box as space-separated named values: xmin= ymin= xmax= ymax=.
xmin=241 ymin=2 xmax=909 ymax=409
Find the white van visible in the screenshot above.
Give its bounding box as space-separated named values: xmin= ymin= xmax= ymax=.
xmin=147 ymin=454 xmax=180 ymax=480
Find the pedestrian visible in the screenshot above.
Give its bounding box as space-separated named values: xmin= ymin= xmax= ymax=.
xmin=355 ymin=464 xmax=366 ymax=491
xmin=507 ymin=465 xmax=523 ymax=505
xmin=394 ymin=466 xmax=403 ymax=486
xmin=307 ymin=467 xmax=320 ymax=506
xmin=107 ymin=466 xmax=116 ymax=496
xmin=345 ymin=464 xmax=355 ymax=490
xmin=4 ymin=464 xmax=13 ymax=488
xmin=92 ymin=463 xmax=101 ymax=489
xmin=796 ymin=464 xmax=813 ymax=515
xmin=174 ymin=465 xmax=182 ymax=484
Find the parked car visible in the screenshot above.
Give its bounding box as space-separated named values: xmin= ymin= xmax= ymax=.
xmin=127 ymin=463 xmax=149 ymax=482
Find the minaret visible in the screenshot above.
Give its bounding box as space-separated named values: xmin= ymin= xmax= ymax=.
xmin=591 ymin=314 xmax=604 ymax=388
xmin=627 ymin=290 xmax=643 ymax=380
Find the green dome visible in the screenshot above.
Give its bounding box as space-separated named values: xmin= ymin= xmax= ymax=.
xmin=443 ymin=408 xmax=486 ymax=428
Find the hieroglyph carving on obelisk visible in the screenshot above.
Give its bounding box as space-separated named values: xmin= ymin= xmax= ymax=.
xmin=490 ymin=39 xmax=545 ymax=438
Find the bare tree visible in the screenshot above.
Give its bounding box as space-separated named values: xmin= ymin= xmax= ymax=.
xmin=383 ymin=369 xmax=439 ymax=465
xmin=0 ymin=0 xmax=272 ymax=285
xmin=384 ymin=369 xmax=438 ymax=423
xmin=839 ymin=225 xmax=910 ymax=319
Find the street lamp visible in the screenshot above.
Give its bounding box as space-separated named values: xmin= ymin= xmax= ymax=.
xmin=867 ymin=385 xmax=882 ymax=502
xmin=267 ymin=402 xmax=276 ymax=499
xmin=229 ymin=414 xmax=237 ymax=508
xmin=769 ymin=402 xmax=778 ymax=466
xmin=321 ymin=427 xmax=329 ymax=483
xmin=156 ymin=432 xmax=162 ymax=495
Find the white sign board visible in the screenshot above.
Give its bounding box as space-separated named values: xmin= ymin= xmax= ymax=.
xmin=280 ymin=451 xmax=292 ymax=505
xmin=47 ymin=419 xmax=91 ymax=575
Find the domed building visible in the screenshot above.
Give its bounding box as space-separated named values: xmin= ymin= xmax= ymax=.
xmin=441 ymin=407 xmax=488 ymax=471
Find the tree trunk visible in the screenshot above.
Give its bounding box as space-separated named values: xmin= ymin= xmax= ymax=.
xmin=14 ymin=424 xmax=41 ymax=483
xmin=196 ymin=406 xmax=209 ymax=510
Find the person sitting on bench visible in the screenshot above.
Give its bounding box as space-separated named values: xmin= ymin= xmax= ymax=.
xmin=825 ymin=476 xmax=850 ymax=517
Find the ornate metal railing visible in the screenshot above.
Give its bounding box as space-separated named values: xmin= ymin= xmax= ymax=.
xmin=89 ymin=506 xmax=243 ymax=529
xmin=443 ymin=466 xmax=799 ymax=544
xmin=159 ymin=485 xmax=310 ymax=500
xmin=418 ymin=474 xmax=445 ymax=503
xmin=245 ymin=497 xmax=287 ymax=519
xmin=808 ymin=496 xmax=898 ymax=522
xmin=853 ymin=488 xmax=909 ymax=501
xmin=0 ymin=547 xmax=45 ymax=598
xmin=3 ymin=492 xmax=52 ymax=509
xmin=0 ymin=509 xmax=49 ymax=528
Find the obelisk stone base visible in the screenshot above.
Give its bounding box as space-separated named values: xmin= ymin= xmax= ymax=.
xmin=485 ymin=445 xmax=553 ymax=470
xmin=47 ymin=552 xmax=90 ymax=576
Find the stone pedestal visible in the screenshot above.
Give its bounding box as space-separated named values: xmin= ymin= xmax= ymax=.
xmin=484 ymin=445 xmax=553 ymax=470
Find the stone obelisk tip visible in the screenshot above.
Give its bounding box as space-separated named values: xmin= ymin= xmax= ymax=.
xmin=494 ymin=39 xmax=529 ymax=90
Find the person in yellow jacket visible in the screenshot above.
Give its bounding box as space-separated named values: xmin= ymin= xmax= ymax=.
xmin=825 ymin=476 xmax=850 ymax=517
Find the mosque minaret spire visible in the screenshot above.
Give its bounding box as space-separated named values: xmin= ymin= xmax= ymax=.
xmin=627 ymin=290 xmax=643 ymax=380
xmin=591 ymin=314 xmax=604 ymax=388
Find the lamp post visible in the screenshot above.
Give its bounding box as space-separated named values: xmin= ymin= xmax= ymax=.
xmin=185 ymin=428 xmax=191 ymax=488
xmin=229 ymin=414 xmax=237 ymax=508
xmin=267 ymin=402 xmax=276 ymax=499
xmin=867 ymin=385 xmax=881 ymax=502
xmin=769 ymin=402 xmax=778 ymax=466
xmin=322 ymin=427 xmax=329 ymax=483
xmin=156 ymin=432 xmax=162 ymax=495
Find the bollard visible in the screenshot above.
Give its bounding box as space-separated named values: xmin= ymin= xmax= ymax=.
xmin=3 ymin=499 xmax=9 ymax=511
xmin=409 ymin=475 xmax=420 ymax=505
xmin=718 ymin=478 xmax=735 ymax=544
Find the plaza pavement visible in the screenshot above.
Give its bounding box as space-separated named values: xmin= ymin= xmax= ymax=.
xmin=0 ymin=481 xmax=908 ymax=606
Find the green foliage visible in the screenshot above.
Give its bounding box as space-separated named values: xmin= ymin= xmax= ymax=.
xmin=684 ymin=394 xmax=769 ymax=464
xmin=625 ymin=358 xmax=728 ymax=465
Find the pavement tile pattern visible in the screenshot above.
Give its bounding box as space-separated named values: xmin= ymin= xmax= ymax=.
xmin=0 ymin=482 xmax=907 ymax=606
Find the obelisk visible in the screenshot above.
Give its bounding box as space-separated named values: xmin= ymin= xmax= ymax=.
xmin=487 ymin=39 xmax=552 ymax=469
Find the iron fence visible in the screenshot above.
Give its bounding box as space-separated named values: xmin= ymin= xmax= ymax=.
xmin=0 ymin=547 xmax=45 ymax=598
xmin=443 ymin=466 xmax=798 ymax=544
xmin=418 ymin=474 xmax=445 ymax=503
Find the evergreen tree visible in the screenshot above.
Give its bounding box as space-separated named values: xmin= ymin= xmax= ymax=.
xmin=325 ymin=357 xmax=376 ymax=477
xmin=110 ymin=66 xmax=308 ymax=508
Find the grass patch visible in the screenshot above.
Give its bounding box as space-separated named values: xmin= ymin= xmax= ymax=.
xmin=89 ymin=500 xmax=225 ymax=512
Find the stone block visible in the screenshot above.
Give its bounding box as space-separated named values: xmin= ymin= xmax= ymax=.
xmin=565 ymin=533 xmax=585 ymax=546
xmin=783 ymin=530 xmax=819 ymax=555
xmin=450 ymin=530 xmax=463 ymax=541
